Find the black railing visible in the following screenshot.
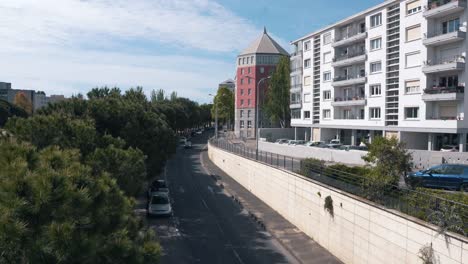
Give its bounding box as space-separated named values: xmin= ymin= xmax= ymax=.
xmin=333 ymin=73 xmax=366 ymax=82
xmin=333 ymin=51 xmax=366 ymax=62
xmin=426 ymin=0 xmax=466 ymax=10
xmin=424 ymin=86 xmax=465 ymax=94
xmin=209 ymin=138 xmax=468 ymax=236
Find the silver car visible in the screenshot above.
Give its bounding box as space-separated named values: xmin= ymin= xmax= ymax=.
xmin=148 ymin=194 xmax=172 ymax=217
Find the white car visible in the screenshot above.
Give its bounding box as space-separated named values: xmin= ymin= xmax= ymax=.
xmin=306 ymin=141 xmax=325 ymax=147
xmin=148 ymin=194 xmax=172 ymax=217
xmin=440 ymin=145 xmax=459 ymax=152
xmin=327 ymin=139 xmax=342 ymax=149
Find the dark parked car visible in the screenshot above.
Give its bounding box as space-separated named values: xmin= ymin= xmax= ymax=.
xmin=406 ymin=164 xmax=468 ymax=191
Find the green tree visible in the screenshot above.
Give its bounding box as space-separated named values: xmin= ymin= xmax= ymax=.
xmin=0 ymin=139 xmax=160 ymax=263
xmin=362 ymin=136 xmax=412 ymax=199
xmin=0 ymin=99 xmax=28 ymax=127
xmin=211 ymin=87 xmax=234 ymax=129
xmin=86 ymin=145 xmax=147 ymax=197
xmin=265 ymin=56 xmax=290 ymax=128
xmin=151 ymin=89 xmax=166 ymax=103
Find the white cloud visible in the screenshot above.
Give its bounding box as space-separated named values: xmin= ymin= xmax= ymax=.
xmin=0 ymin=0 xmax=288 ymax=103
xmin=0 ymin=0 xmax=261 ymax=52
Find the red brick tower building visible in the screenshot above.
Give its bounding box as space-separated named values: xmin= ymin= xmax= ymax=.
xmin=235 ymin=28 xmax=288 ymax=139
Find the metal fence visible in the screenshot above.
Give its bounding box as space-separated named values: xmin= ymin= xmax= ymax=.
xmin=210 ymin=138 xmax=468 ymax=237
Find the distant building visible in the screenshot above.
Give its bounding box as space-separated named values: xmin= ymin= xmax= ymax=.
xmin=218 ymin=79 xmax=235 ymax=93
xmin=0 ymin=82 xmax=67 ymax=112
xmin=234 ymin=27 xmax=289 ymax=139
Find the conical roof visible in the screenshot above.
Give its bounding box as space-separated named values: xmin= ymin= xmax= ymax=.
xmin=239 ymin=27 xmax=289 ymax=56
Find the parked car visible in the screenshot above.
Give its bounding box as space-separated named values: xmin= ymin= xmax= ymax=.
xmin=275 ymin=138 xmax=290 ymax=144
xmin=196 ymin=130 xmax=203 ymax=135
xmin=148 ymin=179 xmax=169 ymax=197
xmin=440 ymin=145 xmax=459 ymax=152
xmin=327 ymin=139 xmax=342 ymax=149
xmin=288 ymin=140 xmax=306 ymax=146
xmin=179 ymin=137 xmax=187 ymax=145
xmin=147 ymin=194 xmax=172 ymax=217
xmin=405 ymin=164 xmax=468 ymax=191
xmin=184 ymin=141 xmax=193 ymax=149
xmin=339 ymin=145 xmax=360 ymax=151
xmin=306 ymin=141 xmax=325 ymax=147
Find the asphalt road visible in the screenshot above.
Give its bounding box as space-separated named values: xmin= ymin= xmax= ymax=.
xmin=145 ymin=132 xmax=298 ymax=264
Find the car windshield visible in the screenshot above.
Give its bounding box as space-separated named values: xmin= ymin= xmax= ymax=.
xmin=442 ymin=145 xmax=456 ymax=149
xmin=151 ymin=196 xmax=169 ymax=204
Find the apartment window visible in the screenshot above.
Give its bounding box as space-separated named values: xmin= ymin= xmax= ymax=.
xmin=240 ymin=110 xmax=244 ymax=118
xmin=323 ymin=109 xmax=331 ymax=119
xmin=323 ymin=33 xmax=332 ymax=45
xmin=304 ymin=111 xmax=311 ymax=119
xmin=370 ymin=38 xmax=381 ymax=50
xmin=251 ymin=56 xmax=254 ymax=64
xmin=260 ymin=67 xmax=265 ymax=73
xmin=238 ymin=58 xmax=241 ymax=65
xmin=248 ymin=88 xmax=251 ymax=95
xmin=304 ymin=76 xmax=311 ymax=86
xmin=439 ymin=75 xmax=459 ymax=87
xmin=304 ymin=59 xmax=311 ymax=68
xmin=247 ymin=99 xmax=251 ymax=106
xmin=246 ymin=57 xmax=249 ymax=64
xmin=304 ymin=40 xmax=311 ymax=51
xmin=405 ymin=80 xmax=420 ymax=94
xmin=240 ymin=120 xmax=245 ymax=128
xmin=323 ymin=52 xmax=332 ymax=63
xmin=370 ymin=108 xmax=381 ymax=119
xmin=443 ymin=18 xmax=460 ymax=34
xmin=240 ymin=89 xmax=244 ymax=95
xmin=304 ymin=93 xmax=311 ymax=103
xmin=370 ymin=61 xmax=382 ymax=73
xmin=247 ymin=110 xmax=252 ymax=118
xmin=405 ymin=52 xmax=421 ymax=68
xmin=240 ymin=68 xmax=244 ymax=75
xmin=243 ymin=57 xmax=245 ymax=64
xmin=240 ymin=99 xmax=244 ymax=106
xmin=291 ymin=109 xmax=301 ymax=119
xmin=405 ymin=107 xmax=419 ymax=119
xmin=323 ymin=90 xmax=331 ymax=101
xmin=406 ymin=25 xmax=421 ymax=42
xmin=323 ymin=71 xmax=331 ymax=81
xmin=248 ymin=67 xmax=251 ymax=74
xmin=343 ymin=109 xmax=352 ymax=119
xmin=240 ymin=78 xmax=244 ymax=85
xmin=370 ymin=84 xmax=381 ymax=96
xmin=406 ymin=0 xmax=421 ymax=15
xmin=248 ymin=78 xmax=251 ymax=84
xmin=247 ymin=121 xmax=252 ymax=128
xmin=370 ymin=13 xmax=382 ymax=27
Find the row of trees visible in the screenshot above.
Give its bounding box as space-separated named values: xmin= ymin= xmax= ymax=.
xmin=0 ymin=87 xmax=212 ymax=263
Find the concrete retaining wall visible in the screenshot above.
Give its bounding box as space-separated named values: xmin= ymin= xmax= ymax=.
xmin=259 ymin=141 xmax=468 ymax=169
xmin=259 ymin=141 xmax=367 ymax=166
xmin=208 ymin=143 xmax=468 ymax=264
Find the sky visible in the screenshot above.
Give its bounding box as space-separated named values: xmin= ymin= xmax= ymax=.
xmin=0 ymin=0 xmax=383 ymax=103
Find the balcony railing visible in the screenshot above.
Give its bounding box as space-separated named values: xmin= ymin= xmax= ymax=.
xmin=424 ymin=28 xmax=465 ymax=39
xmin=424 ymin=55 xmax=465 ymax=66
xmin=426 ymin=116 xmax=463 ymax=121
xmin=334 ymin=116 xmax=365 ymax=120
xmin=333 ymin=96 xmax=366 ymax=102
xmin=333 ymin=51 xmax=366 ymax=62
xmin=334 ymin=28 xmax=367 ymax=42
xmin=290 ymin=66 xmax=303 ymax=73
xmin=424 ymin=85 xmax=465 ymax=94
xmin=290 ymin=50 xmax=303 ymax=57
xmin=290 ymin=83 xmax=303 ymax=89
xmin=333 ymin=73 xmax=366 ymax=82
xmin=426 ymin=0 xmax=466 ymax=10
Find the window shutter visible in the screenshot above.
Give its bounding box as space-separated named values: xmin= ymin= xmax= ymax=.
xmin=406 ymin=25 xmax=421 ymax=41
xmin=405 ymin=80 xmax=420 ymax=88
xmin=406 ymin=0 xmax=421 ymax=11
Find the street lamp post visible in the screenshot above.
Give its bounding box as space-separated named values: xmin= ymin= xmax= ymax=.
xmin=255 ymin=76 xmax=271 ymax=160
xmin=208 ymin=94 xmax=218 ymax=139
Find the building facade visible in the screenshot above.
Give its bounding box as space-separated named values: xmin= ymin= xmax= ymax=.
xmin=290 ymin=0 xmax=468 ymax=152
xmin=0 ymin=82 xmax=66 ymax=112
xmin=235 ymin=28 xmax=289 ymax=139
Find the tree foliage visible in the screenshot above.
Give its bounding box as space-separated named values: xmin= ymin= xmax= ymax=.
xmin=362 ymin=136 xmax=412 ymax=199
xmin=265 ymin=56 xmax=290 ymax=128
xmin=0 ymin=99 xmax=28 ymax=127
xmin=13 ymin=92 xmax=33 ymax=115
xmin=211 ymin=87 xmax=234 ymax=129
xmin=0 ymin=139 xmax=160 ymax=263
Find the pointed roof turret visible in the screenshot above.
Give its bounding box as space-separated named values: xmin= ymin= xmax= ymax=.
xmin=239 ymin=28 xmax=288 ymax=56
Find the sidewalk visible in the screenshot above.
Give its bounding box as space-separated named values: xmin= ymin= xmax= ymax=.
xmin=201 ymin=150 xmax=342 ymax=264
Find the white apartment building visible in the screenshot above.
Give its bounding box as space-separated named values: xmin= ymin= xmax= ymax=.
xmin=291 ymin=0 xmax=468 ymax=151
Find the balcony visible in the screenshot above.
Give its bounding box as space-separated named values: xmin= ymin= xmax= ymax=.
xmin=290 ymin=100 xmax=302 ymax=109
xmin=332 ymin=52 xmax=367 ymax=67
xmin=332 ymin=74 xmax=367 ymax=87
xmin=424 ymin=0 xmax=466 ymax=18
xmin=423 ymin=30 xmax=466 ymax=46
xmin=331 ymin=97 xmax=367 ymax=107
xmin=290 ymin=66 xmax=303 ymax=75
xmin=332 ymin=31 xmax=367 ymax=48
xmin=422 ymin=56 xmax=465 ymax=74
xmin=290 ymin=83 xmax=303 ymax=93
xmin=422 ymin=86 xmax=465 ymax=101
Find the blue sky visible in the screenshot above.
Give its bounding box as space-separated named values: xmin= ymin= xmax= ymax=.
xmin=0 ymin=0 xmax=382 ymax=103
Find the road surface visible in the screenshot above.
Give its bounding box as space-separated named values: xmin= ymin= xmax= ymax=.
xmin=145 ymin=133 xmax=299 ymax=264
